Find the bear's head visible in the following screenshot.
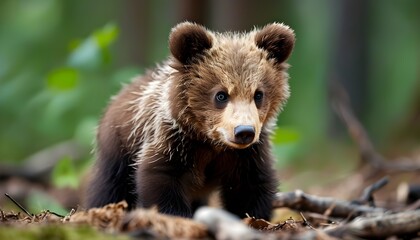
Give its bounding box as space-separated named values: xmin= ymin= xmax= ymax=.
xmin=169 ymin=22 xmax=295 ymax=149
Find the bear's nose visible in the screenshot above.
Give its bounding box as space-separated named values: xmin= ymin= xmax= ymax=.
xmin=234 ymin=125 xmax=255 ymax=145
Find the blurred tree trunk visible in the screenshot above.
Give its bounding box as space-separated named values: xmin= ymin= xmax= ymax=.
xmin=329 ymin=0 xmax=369 ymax=138
xmin=211 ymin=0 xmax=289 ymax=31
xmin=118 ymin=0 xmax=212 ymax=67
xmin=174 ymin=0 xmax=210 ymax=25
xmin=119 ymin=0 xmax=151 ymax=67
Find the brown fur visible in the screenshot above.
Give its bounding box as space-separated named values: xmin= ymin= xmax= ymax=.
xmin=85 ymin=22 xmax=295 ymax=219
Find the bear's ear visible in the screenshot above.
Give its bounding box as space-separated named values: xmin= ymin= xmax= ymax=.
xmin=255 ymin=23 xmax=295 ymax=64
xmin=169 ymin=22 xmax=213 ymax=65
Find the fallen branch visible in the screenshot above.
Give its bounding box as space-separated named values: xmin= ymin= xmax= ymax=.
xmin=326 ymin=209 xmax=420 ymax=239
xmin=273 ymin=190 xmax=386 ymax=218
xmin=329 ymin=80 xmax=420 ymax=172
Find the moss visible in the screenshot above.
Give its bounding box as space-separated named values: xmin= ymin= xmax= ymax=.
xmin=0 ymin=225 xmax=129 ymax=240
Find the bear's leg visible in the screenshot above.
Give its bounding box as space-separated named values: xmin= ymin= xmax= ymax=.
xmin=221 ymin=182 xmax=275 ymax=219
xmin=221 ymin=159 xmax=277 ymax=220
xmin=85 ymin=131 xmax=137 ymax=209
xmin=136 ymin=159 xmax=193 ymax=217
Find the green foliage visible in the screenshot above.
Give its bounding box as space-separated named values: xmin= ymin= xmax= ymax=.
xmin=0 ymin=11 xmax=133 ymax=162
xmin=38 ymin=21 xmax=136 ymax=198
xmin=0 ymin=225 xmax=129 ymax=240
xmin=51 ymin=155 xmax=92 ymax=191
xmin=26 ymin=191 xmax=68 ymax=217
xmin=67 ymin=23 xmax=119 ymax=70
xmin=93 ymin=23 xmax=119 ymax=49
xmin=46 ymin=67 xmax=79 ymax=91
xmin=51 ymin=157 xmax=80 ymax=189
xmin=272 ymin=127 xmax=300 ymax=145
xmin=271 ymin=127 xmax=302 ymax=167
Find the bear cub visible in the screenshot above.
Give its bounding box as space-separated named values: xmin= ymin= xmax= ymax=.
xmin=85 ymin=22 xmax=295 ymax=220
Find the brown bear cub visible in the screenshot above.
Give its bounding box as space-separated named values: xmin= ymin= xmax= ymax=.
xmin=85 ymin=22 xmax=295 ymax=220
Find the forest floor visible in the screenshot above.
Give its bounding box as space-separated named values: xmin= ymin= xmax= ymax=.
xmin=1 ymin=170 xmax=420 ymax=240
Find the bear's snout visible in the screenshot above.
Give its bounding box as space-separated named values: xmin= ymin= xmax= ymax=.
xmin=234 ymin=125 xmax=255 ymax=145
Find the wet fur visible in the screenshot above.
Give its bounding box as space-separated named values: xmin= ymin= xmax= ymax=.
xmin=85 ymin=22 xmax=295 ymax=219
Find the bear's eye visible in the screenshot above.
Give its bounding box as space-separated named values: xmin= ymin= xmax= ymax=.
xmin=254 ymin=90 xmax=264 ymax=108
xmin=254 ymin=91 xmax=264 ymax=102
xmin=215 ymin=91 xmax=229 ymax=102
xmin=215 ymin=91 xmax=229 ymax=108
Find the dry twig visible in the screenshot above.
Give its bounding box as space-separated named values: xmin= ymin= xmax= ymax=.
xmin=4 ymin=193 xmax=32 ymax=217
xmin=353 ymin=176 xmax=389 ymax=206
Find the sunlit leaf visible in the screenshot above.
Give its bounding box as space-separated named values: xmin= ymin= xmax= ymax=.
xmin=67 ymin=38 xmax=101 ymax=70
xmin=46 ymin=67 xmax=79 ymax=91
xmin=68 ymin=38 xmax=82 ymax=51
xmin=271 ymin=127 xmax=302 ymax=167
xmin=67 ymin=23 xmax=119 ymax=70
xmin=93 ymin=23 xmax=119 ymax=49
xmin=51 ymin=157 xmax=79 ymax=189
xmin=271 ymin=127 xmax=300 ymax=144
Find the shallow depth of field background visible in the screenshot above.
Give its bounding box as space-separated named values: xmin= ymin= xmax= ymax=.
xmin=0 ymin=0 xmax=419 ymax=213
